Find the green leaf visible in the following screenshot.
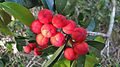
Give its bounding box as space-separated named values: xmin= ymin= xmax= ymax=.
xmin=0 ymin=60 xmax=4 ymax=67
xmin=6 ymin=43 xmax=13 ymax=51
xmin=45 ymin=0 xmax=54 ymax=11
xmin=76 ymin=56 xmax=86 ymax=67
xmin=94 ymin=36 xmax=105 ymax=43
xmin=78 ymin=13 xmax=84 ymax=21
xmin=41 ymin=0 xmax=49 ymax=8
xmin=86 ymin=41 xmax=105 ymax=50
xmin=85 ymin=55 xmax=98 ymax=67
xmin=62 ymin=0 xmax=77 ymax=15
xmin=0 ymin=9 xmax=12 ymax=35
xmin=71 ymin=56 xmax=86 ymax=67
xmin=43 ymin=45 xmax=65 ymax=67
xmin=41 ymin=46 xmax=57 ymax=57
xmin=0 ymin=9 xmax=11 ymax=26
xmin=55 ymin=0 xmax=67 ymax=14
xmin=15 ymin=37 xmax=27 ymax=51
xmin=116 ymin=63 xmax=120 ymax=67
xmin=89 ymin=46 xmax=101 ymax=58
xmin=97 ymin=0 xmax=106 ymax=10
xmin=115 ymin=16 xmax=120 ymax=23
xmin=0 ymin=26 xmax=12 ymax=35
xmin=0 ymin=2 xmax=35 ymax=26
xmin=71 ymin=60 xmax=77 ymax=67
xmin=87 ymin=19 xmax=96 ymax=31
xmin=1 ymin=54 xmax=9 ymax=64
xmin=53 ymin=58 xmax=70 ymax=67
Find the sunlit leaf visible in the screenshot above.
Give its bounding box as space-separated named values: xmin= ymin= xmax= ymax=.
xmin=86 ymin=41 xmax=105 ymax=50
xmin=0 ymin=2 xmax=35 ymax=26
xmin=53 ymin=58 xmax=70 ymax=67
xmin=43 ymin=45 xmax=65 ymax=67
xmin=85 ymin=55 xmax=98 ymax=67
xmin=94 ymin=36 xmax=105 ymax=43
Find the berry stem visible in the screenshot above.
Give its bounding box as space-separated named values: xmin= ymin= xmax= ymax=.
xmin=87 ymin=31 xmax=108 ymax=38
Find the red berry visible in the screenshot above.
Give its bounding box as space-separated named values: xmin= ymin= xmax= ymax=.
xmin=38 ymin=9 xmax=53 ymax=24
xmin=64 ymin=48 xmax=78 ymax=60
xmin=36 ymin=34 xmax=49 ymax=47
xmin=72 ymin=27 xmax=87 ymax=43
xmin=34 ymin=48 xmax=42 ymax=56
xmin=28 ymin=43 xmax=37 ymax=49
xmin=23 ymin=45 xmax=32 ymax=54
xmin=41 ymin=24 xmax=56 ymax=38
xmin=50 ymin=32 xmax=65 ymax=47
xmin=30 ymin=20 xmax=43 ymax=34
xmin=73 ymin=42 xmax=89 ymax=55
xmin=40 ymin=44 xmax=48 ymax=49
xmin=63 ymin=20 xmax=76 ymax=34
xmin=52 ymin=14 xmax=68 ymax=28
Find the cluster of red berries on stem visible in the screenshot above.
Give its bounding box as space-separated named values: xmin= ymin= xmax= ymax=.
xmin=23 ymin=9 xmax=89 ymax=60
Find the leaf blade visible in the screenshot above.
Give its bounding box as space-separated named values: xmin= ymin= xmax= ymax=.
xmin=0 ymin=2 xmax=35 ymax=26
xmin=43 ymin=45 xmax=65 ymax=67
xmin=86 ymin=41 xmax=105 ymax=50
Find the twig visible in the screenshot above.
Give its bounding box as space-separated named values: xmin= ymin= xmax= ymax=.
xmin=101 ymin=0 xmax=116 ymax=57
xmin=42 ymin=60 xmax=47 ymax=67
xmin=87 ymin=31 xmax=108 ymax=37
xmin=107 ymin=0 xmax=116 ymax=37
xmin=26 ymin=56 xmax=36 ymax=67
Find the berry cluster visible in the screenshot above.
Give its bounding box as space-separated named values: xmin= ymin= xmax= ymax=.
xmin=23 ymin=9 xmax=89 ymax=60
xmin=23 ymin=43 xmax=42 ymax=56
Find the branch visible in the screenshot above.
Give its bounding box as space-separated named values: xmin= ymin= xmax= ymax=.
xmin=87 ymin=31 xmax=108 ymax=37
xmin=101 ymin=0 xmax=116 ymax=57
xmin=107 ymin=0 xmax=116 ymax=37
xmin=26 ymin=56 xmax=36 ymax=67
xmin=88 ymin=0 xmax=116 ymax=38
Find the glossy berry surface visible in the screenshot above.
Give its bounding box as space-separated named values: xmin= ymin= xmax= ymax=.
xmin=34 ymin=48 xmax=42 ymax=56
xmin=50 ymin=32 xmax=65 ymax=47
xmin=23 ymin=45 xmax=32 ymax=54
xmin=52 ymin=14 xmax=67 ymax=28
xmin=38 ymin=9 xmax=53 ymax=24
xmin=64 ymin=48 xmax=78 ymax=60
xmin=28 ymin=43 xmax=37 ymax=49
xmin=63 ymin=20 xmax=76 ymax=34
xmin=30 ymin=20 xmax=43 ymax=34
xmin=73 ymin=42 xmax=89 ymax=55
xmin=36 ymin=33 xmax=49 ymax=47
xmin=72 ymin=27 xmax=87 ymax=43
xmin=41 ymin=24 xmax=56 ymax=38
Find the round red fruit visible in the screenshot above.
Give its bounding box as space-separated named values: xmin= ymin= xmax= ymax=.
xmin=30 ymin=20 xmax=43 ymax=34
xmin=23 ymin=45 xmax=32 ymax=54
xmin=34 ymin=48 xmax=42 ymax=56
xmin=38 ymin=9 xmax=53 ymax=24
xmin=36 ymin=34 xmax=49 ymax=47
xmin=28 ymin=43 xmax=37 ymax=49
xmin=72 ymin=27 xmax=87 ymax=43
xmin=64 ymin=48 xmax=78 ymax=60
xmin=52 ymin=14 xmax=67 ymax=28
xmin=50 ymin=32 xmax=65 ymax=47
xmin=63 ymin=20 xmax=76 ymax=34
xmin=41 ymin=24 xmax=56 ymax=38
xmin=73 ymin=42 xmax=89 ymax=55
xmin=40 ymin=44 xmax=48 ymax=49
